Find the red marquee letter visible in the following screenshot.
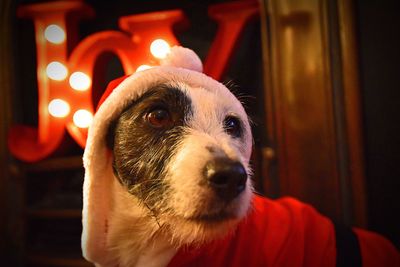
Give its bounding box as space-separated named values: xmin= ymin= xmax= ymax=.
xmin=9 ymin=0 xmax=259 ymax=162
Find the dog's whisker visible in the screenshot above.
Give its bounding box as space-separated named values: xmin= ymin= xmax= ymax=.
xmin=143 ymin=201 xmax=162 ymax=228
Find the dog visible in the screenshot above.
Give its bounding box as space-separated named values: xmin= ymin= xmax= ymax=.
xmin=104 ymin=80 xmax=253 ymax=266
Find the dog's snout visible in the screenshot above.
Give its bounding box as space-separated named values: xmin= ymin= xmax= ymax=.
xmin=204 ymin=158 xmax=247 ymax=201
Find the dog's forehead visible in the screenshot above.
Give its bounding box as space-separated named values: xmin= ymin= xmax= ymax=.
xmin=166 ymin=81 xmax=246 ymax=116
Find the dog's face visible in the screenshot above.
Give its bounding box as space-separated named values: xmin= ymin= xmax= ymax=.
xmin=107 ymin=81 xmax=253 ymax=244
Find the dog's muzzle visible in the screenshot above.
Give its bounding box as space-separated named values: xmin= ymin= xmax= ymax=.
xmin=204 ymin=158 xmax=247 ymax=201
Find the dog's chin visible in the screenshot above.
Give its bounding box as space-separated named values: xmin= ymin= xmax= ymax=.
xmin=159 ymin=203 xmax=250 ymax=246
xmin=158 ymin=187 xmax=253 ymax=245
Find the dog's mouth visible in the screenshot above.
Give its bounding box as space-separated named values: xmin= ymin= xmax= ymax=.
xmin=186 ymin=211 xmax=236 ymax=223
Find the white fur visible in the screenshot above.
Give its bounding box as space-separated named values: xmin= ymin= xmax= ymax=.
xmin=162 ymin=84 xmax=253 ymax=244
xmin=106 ymin=178 xmax=178 ymax=267
xmin=82 ymin=47 xmax=254 ymax=267
xmin=103 ymin=83 xmax=253 ymax=266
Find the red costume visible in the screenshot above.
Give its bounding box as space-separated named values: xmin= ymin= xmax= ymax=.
xmin=168 ymin=195 xmax=400 ymax=267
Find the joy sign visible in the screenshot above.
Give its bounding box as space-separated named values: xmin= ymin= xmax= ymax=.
xmin=8 ymin=0 xmax=258 ymax=162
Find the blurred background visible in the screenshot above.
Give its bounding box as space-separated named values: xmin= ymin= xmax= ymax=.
xmin=1 ymin=0 xmax=399 ymax=266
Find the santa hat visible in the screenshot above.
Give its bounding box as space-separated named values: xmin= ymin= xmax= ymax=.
xmin=82 ymin=46 xmax=237 ymax=265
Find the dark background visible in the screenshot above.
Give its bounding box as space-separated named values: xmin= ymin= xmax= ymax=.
xmin=356 ymin=0 xmax=400 ymax=248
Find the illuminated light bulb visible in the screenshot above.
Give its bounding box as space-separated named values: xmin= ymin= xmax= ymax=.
xmin=48 ymin=99 xmax=70 ymax=118
xmin=136 ymin=65 xmax=152 ymax=72
xmin=44 ymin=24 xmax=66 ymax=44
xmin=69 ymin=72 xmax=91 ymax=91
xmin=46 ymin=61 xmax=68 ymax=81
xmin=73 ymin=109 xmax=93 ymax=128
xmin=150 ymin=39 xmax=170 ymax=59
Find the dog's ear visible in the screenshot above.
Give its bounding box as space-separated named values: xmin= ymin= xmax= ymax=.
xmin=106 ymin=119 xmax=116 ymax=150
xmin=99 ymin=75 xmax=131 ymax=150
xmin=101 ymin=75 xmax=130 ymax=179
xmin=106 ymin=119 xmax=121 ymax=179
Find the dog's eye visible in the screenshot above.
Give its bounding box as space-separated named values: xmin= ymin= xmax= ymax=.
xmin=223 ymin=116 xmax=242 ymax=138
xmin=146 ymin=108 xmax=172 ymax=128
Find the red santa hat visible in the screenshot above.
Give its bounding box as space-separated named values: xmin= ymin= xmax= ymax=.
xmin=82 ymin=46 xmax=235 ymax=265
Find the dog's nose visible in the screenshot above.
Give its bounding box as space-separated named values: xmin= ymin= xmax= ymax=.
xmin=204 ymin=158 xmax=247 ymax=201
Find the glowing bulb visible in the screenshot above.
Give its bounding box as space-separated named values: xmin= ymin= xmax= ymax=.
xmin=73 ymin=109 xmax=93 ymax=128
xmin=48 ymin=99 xmax=70 ymax=118
xmin=69 ymin=72 xmax=91 ymax=91
xmin=136 ymin=65 xmax=152 ymax=72
xmin=46 ymin=61 xmax=68 ymax=81
xmin=150 ymin=39 xmax=170 ymax=59
xmin=44 ymin=24 xmax=66 ymax=44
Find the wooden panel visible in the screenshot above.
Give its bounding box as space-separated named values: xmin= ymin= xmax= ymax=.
xmin=23 ymin=156 xmax=83 ymax=172
xmin=0 ymin=0 xmax=24 ymax=264
xmin=27 ymin=253 xmax=93 ymax=267
xmin=337 ymin=0 xmax=367 ymax=227
xmin=263 ymin=0 xmax=342 ymax=220
xmin=261 ymin=0 xmax=367 ymax=225
xmin=27 ymin=208 xmax=82 ymax=219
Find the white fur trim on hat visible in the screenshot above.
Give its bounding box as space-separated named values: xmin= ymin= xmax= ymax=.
xmin=81 ymin=46 xmax=244 ymax=266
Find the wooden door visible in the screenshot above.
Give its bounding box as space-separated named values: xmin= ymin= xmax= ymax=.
xmin=260 ymin=0 xmax=366 ymax=226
